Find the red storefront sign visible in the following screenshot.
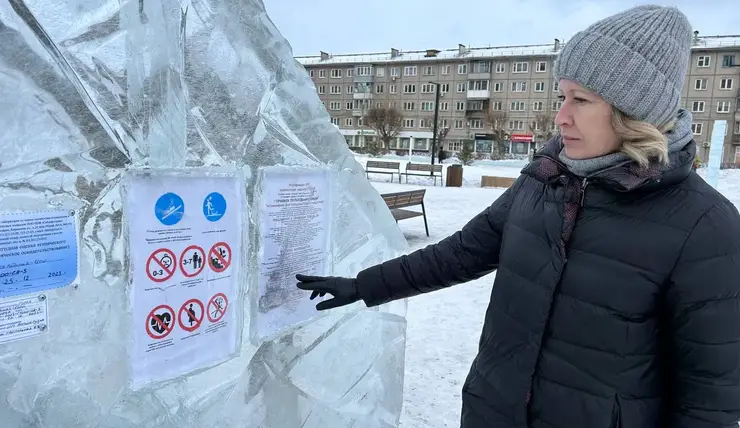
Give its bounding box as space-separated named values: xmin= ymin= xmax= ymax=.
xmin=510 ymin=134 xmax=534 ymax=143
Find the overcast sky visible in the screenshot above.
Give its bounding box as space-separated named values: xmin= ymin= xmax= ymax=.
xmin=264 ymin=0 xmax=739 ymax=57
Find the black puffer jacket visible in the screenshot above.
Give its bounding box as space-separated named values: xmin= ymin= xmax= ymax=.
xmin=356 ymin=139 xmax=740 ymax=428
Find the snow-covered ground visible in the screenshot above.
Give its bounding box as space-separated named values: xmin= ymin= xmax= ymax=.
xmin=358 ymin=153 xmax=740 ymax=428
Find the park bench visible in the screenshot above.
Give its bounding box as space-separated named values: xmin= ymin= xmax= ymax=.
xmin=365 ymin=160 xmax=401 ymax=182
xmin=380 ymin=189 xmax=429 ymax=237
xmin=480 ymin=176 xmax=516 ymax=188
xmin=400 ymin=163 xmax=443 ymax=186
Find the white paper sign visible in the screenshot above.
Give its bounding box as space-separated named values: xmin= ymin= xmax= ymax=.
xmin=0 ymin=294 xmax=48 ymax=345
xmin=254 ymin=168 xmax=332 ymax=340
xmin=125 ymin=173 xmax=243 ymax=389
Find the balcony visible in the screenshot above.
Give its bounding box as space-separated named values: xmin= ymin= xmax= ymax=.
xmin=467 ymin=89 xmax=491 ymax=99
xmin=353 ymin=91 xmax=373 ymax=100
xmin=352 ymin=109 xmax=364 ymax=117
xmin=733 ymin=134 xmax=740 ymax=144
xmin=468 ymin=72 xmax=491 ymax=80
xmin=353 ymin=74 xmax=374 ymax=84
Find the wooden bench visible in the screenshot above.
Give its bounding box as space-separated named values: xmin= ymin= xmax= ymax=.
xmin=365 ymin=160 xmax=401 ymax=182
xmin=481 ymin=176 xmax=516 ymax=188
xmin=400 ymin=163 xmax=444 ymax=186
xmin=381 ymin=189 xmax=429 ymax=237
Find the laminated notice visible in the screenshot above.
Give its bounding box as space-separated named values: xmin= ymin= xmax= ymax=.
xmin=125 ymin=173 xmax=243 ymax=389
xmin=0 ymin=210 xmax=79 ymax=299
xmin=0 ymin=294 xmax=49 ymax=345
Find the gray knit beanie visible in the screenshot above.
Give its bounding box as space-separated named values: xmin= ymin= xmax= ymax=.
xmin=554 ymin=5 xmax=693 ymax=127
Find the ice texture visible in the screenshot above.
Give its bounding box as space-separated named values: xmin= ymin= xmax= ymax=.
xmin=0 ymin=0 xmax=409 ymax=427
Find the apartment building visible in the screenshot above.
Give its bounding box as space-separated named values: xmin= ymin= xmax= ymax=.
xmin=296 ymin=33 xmax=740 ymax=164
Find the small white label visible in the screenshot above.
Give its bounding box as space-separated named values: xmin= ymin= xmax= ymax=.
xmin=0 ymin=295 xmax=48 ymax=345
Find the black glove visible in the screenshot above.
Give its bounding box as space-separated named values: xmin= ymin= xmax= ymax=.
xmin=295 ymin=274 xmax=361 ymax=310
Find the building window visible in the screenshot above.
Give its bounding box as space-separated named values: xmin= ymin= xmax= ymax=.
xmin=691 ymin=123 xmax=703 ymax=135
xmin=717 ymin=101 xmax=731 ymax=113
xmin=454 ymin=120 xmax=464 ymax=129
xmin=375 ymin=84 xmax=384 ymax=93
xmin=423 ymin=65 xmax=434 ymax=75
xmin=346 ymin=69 xmax=354 ymax=77
xmin=491 ymin=101 xmax=502 ymax=111
xmin=512 ymin=62 xmax=529 ymax=73
xmin=421 ymin=84 xmax=436 ymax=93
xmin=331 ymin=69 xmax=342 ymax=78
xmin=535 ymin=61 xmax=547 ymax=72
xmin=691 ymin=101 xmax=705 ymax=112
xmin=403 ymin=84 xmax=416 ymax=94
xmin=697 ymin=56 xmax=710 ymax=67
xmin=534 ymin=82 xmax=545 ymax=92
xmin=458 ymin=64 xmax=468 ymax=74
xmin=456 ymin=102 xmax=465 ymax=111
xmin=510 ymin=101 xmax=526 ymax=111
xmin=440 ymin=83 xmax=450 ymax=93
xmin=389 ymin=84 xmax=397 ymax=94
xmin=345 ymin=118 xmax=353 ymax=127
xmin=531 ymin=121 xmax=541 ymax=131
xmin=376 ymin=67 xmax=385 ymax=77
xmin=330 ymin=117 xmax=339 ymax=126
xmin=421 ymin=101 xmax=435 ymax=111
xmin=404 ymin=118 xmax=415 ymax=128
xmin=330 ymin=85 xmax=341 ymax=94
xmin=346 ymin=85 xmax=354 ymax=93
xmin=404 ymin=66 xmax=417 ymax=76
xmin=456 ymin=83 xmax=466 ymax=93
xmin=495 ymin=63 xmax=505 ymax=73
xmin=442 ymin=65 xmax=451 ymax=75
xmin=403 ymin=102 xmax=416 ymax=111
xmin=553 ymin=80 xmax=560 ymax=92
xmin=309 ymin=70 xmax=314 ymax=78
xmin=720 ymin=78 xmax=733 ymax=90
xmin=468 ymin=80 xmax=489 ymax=91
xmin=318 ymin=70 xmax=326 ymax=78
xmin=356 ymin=66 xmax=371 ymax=76
xmin=318 ymin=85 xmax=326 ymax=94
xmin=441 ymin=119 xmax=449 ymax=128
xmin=552 ymin=101 xmax=562 ymax=111
xmin=329 ymin=101 xmax=341 ymax=110
xmin=509 ymin=120 xmax=524 ymax=130
xmin=735 ymin=122 xmax=740 ymax=134
xmin=722 ymin=55 xmax=736 ymax=67
xmin=439 ymin=102 xmax=449 ymax=111
xmin=390 ymin=67 xmax=399 ymax=77
xmin=532 ymin=101 xmax=544 ymax=111
xmin=470 ymin=119 xmax=484 ymax=129
xmin=472 ymin=61 xmax=491 ymax=73
xmin=694 ymin=78 xmax=708 ymax=90
xmin=511 ymin=81 xmax=527 ymax=92
xmin=346 ymin=102 xmax=352 ymax=110
xmin=493 ymin=82 xmax=503 ymax=92
xmin=419 ymin=119 xmax=430 ymax=128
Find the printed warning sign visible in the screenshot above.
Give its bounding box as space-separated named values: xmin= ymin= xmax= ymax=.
xmin=125 ymin=172 xmax=244 ymax=390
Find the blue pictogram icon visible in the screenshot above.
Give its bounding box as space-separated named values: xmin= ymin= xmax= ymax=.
xmin=154 ymin=192 xmax=185 ymax=226
xmin=203 ymin=192 xmax=226 ymax=222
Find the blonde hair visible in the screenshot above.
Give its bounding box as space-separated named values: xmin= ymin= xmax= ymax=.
xmin=612 ymin=109 xmax=676 ymax=168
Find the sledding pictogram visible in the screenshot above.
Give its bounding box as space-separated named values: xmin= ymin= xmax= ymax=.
xmin=146 ymin=248 xmax=176 ymax=282
xmin=178 ymin=298 xmax=205 ymax=332
xmin=207 ymin=293 xmax=228 ymax=323
xmin=146 ymin=304 xmax=175 ymax=340
xmin=208 ymin=242 xmax=232 ymax=273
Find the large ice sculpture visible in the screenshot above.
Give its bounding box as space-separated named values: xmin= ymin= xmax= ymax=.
xmin=0 ymin=0 xmax=409 ymax=427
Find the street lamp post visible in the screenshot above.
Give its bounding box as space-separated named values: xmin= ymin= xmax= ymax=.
xmin=429 ymin=81 xmax=442 ymax=168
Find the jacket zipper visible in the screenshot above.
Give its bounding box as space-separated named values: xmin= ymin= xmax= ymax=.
xmin=580 ymin=178 xmax=589 ymax=206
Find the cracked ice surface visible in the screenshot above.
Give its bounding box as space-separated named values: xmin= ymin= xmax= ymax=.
xmin=0 ymin=0 xmax=408 ymax=427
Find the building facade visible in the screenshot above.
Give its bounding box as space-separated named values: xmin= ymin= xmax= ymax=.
xmin=296 ymin=34 xmax=740 ymax=164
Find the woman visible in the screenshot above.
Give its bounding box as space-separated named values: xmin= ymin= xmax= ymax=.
xmin=297 ymin=5 xmax=740 ymax=428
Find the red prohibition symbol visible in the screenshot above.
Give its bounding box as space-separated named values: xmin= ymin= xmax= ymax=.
xmin=208 ymin=242 xmax=232 ymax=273
xmin=179 ymin=245 xmax=206 ymax=278
xmin=146 ymin=304 xmax=175 ymax=340
xmin=207 ymin=292 xmax=229 ymax=323
xmin=146 ymin=248 xmax=176 ymax=282
xmin=178 ymin=298 xmax=205 ymax=332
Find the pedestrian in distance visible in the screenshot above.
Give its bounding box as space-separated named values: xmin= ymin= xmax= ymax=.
xmin=297 ymin=5 xmax=740 ymax=428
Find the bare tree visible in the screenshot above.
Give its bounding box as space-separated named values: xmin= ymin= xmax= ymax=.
xmin=427 ymin=119 xmax=450 ymax=161
xmin=529 ymin=113 xmax=556 ymax=144
xmin=485 ymin=110 xmax=509 ymax=159
xmin=364 ymin=106 xmax=403 ymax=156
